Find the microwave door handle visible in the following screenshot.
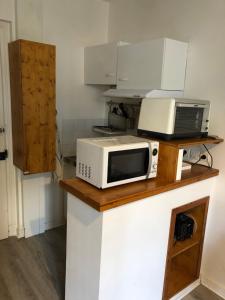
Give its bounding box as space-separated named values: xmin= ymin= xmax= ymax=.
xmin=146 ymin=144 xmax=152 ymax=179
xmin=176 ymin=103 xmax=207 ymax=108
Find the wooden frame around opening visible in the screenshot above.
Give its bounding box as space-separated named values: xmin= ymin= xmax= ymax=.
xmin=162 ymin=196 xmax=209 ymax=299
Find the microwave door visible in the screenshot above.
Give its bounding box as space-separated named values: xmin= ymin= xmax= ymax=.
xmin=107 ymin=148 xmax=149 ymax=184
xmin=174 ymin=103 xmax=206 ymax=135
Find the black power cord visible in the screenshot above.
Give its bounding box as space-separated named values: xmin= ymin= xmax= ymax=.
xmin=188 ymin=145 xmax=213 ymax=168
xmin=203 ymin=144 xmax=213 ymax=168
xmin=192 ymin=157 xmax=202 ymax=166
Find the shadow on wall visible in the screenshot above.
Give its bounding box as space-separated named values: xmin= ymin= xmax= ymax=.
xmin=28 ymin=218 xmax=47 ymax=238
xmin=23 ymin=173 xmax=60 ymax=238
xmin=202 ymin=233 xmax=225 ymax=291
xmin=62 ymin=118 xmax=107 ymax=157
xmin=44 ymin=180 xmax=66 ymax=231
xmin=27 ymin=178 xmax=65 ymax=238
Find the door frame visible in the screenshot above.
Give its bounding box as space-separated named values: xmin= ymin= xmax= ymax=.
xmin=0 ymin=20 xmax=24 ymax=238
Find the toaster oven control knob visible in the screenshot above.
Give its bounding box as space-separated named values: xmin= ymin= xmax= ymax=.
xmin=205 ymin=127 xmax=209 ymax=130
xmin=152 ymin=149 xmax=158 ymax=156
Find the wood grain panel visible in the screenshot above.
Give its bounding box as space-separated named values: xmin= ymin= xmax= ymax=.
xmin=165 ymin=244 xmax=200 ymax=299
xmin=8 ymin=40 xmax=24 ymax=170
xmin=163 ymin=197 xmax=209 ymax=299
xmin=153 ymin=136 xmax=223 ymax=183
xmin=60 ymin=165 xmax=218 ymax=212
xmin=157 ymin=143 xmax=179 ymax=182
xmin=141 ymin=136 xmax=224 ymax=149
xmin=8 ymin=40 xmax=56 ymax=174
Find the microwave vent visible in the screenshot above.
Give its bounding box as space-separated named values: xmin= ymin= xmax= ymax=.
xmin=78 ymin=161 xmax=92 ymax=179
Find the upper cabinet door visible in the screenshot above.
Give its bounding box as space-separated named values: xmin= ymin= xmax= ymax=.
xmin=84 ymin=42 xmax=120 ymax=85
xmin=117 ymin=38 xmax=188 ymax=90
xmin=8 ymin=39 xmax=56 ymax=174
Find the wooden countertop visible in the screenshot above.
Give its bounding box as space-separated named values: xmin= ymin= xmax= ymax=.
xmin=143 ymin=136 xmax=224 ymax=148
xmin=60 ymin=165 xmax=219 ymax=212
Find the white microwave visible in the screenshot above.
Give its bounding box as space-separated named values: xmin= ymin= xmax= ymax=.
xmin=76 ymin=136 xmax=159 ymax=189
xmin=138 ymin=98 xmax=210 ymax=140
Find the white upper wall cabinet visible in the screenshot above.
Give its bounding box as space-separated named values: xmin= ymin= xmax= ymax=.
xmin=84 ymin=42 xmax=127 ymax=85
xmin=117 ymin=38 xmax=188 ymax=90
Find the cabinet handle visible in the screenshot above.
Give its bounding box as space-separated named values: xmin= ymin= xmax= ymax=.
xmin=105 ymin=73 xmax=115 ymax=78
xmin=118 ymin=77 xmax=129 ymax=81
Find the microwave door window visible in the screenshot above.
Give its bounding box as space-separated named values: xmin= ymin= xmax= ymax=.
xmin=174 ymin=107 xmax=204 ymax=134
xmin=107 ymin=148 xmax=149 ymax=183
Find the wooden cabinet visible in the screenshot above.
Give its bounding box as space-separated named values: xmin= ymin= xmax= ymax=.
xmin=84 ymin=42 xmax=127 ymax=85
xmin=8 ymin=39 xmax=56 ymax=174
xmin=117 ymin=38 xmax=188 ymax=90
xmin=163 ymin=197 xmax=209 ymax=299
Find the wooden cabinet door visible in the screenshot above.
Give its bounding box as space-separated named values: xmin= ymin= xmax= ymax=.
xmin=84 ymin=42 xmax=118 ymax=85
xmin=9 ymin=40 xmax=56 ymax=174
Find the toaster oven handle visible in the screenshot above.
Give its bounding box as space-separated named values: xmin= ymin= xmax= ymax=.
xmin=176 ymin=103 xmax=208 ymax=108
xmin=146 ymin=143 xmax=152 ymax=179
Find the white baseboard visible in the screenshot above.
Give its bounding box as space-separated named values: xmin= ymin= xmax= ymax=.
xmin=24 ymin=225 xmax=40 ymax=238
xmin=17 ymin=226 xmax=25 ymax=238
xmin=40 ymin=221 xmax=46 ymax=235
xmin=8 ymin=224 xmax=25 ymax=238
xmin=45 ymin=219 xmax=66 ymax=231
xmin=8 ymin=224 xmax=17 ymax=237
xmin=201 ymin=276 xmax=225 ymax=299
xmin=170 ymin=279 xmax=200 ymax=300
xmin=25 ymin=219 xmax=66 ymax=238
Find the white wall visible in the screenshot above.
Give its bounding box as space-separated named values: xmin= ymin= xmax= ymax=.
xmin=0 ymin=0 xmax=15 ymax=22
xmin=16 ymin=0 xmax=109 ymax=237
xmin=42 ymin=0 xmax=109 ymax=156
xmin=15 ymin=0 xmax=43 ymax=41
xmin=108 ymin=0 xmax=225 ymax=297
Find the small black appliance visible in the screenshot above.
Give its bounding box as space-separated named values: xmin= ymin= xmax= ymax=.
xmin=174 ymin=213 xmax=195 ymax=241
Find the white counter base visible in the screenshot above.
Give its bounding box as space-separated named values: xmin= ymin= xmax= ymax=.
xmin=65 ymin=178 xmax=216 ymax=300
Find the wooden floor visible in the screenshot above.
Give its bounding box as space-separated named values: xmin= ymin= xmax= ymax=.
xmin=0 ymin=226 xmax=66 ymax=300
xmin=0 ymin=226 xmax=223 ymax=300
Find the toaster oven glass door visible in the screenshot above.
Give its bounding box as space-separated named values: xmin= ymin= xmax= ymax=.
xmin=174 ymin=105 xmax=205 ymax=134
xmin=107 ymin=148 xmax=149 ymax=183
